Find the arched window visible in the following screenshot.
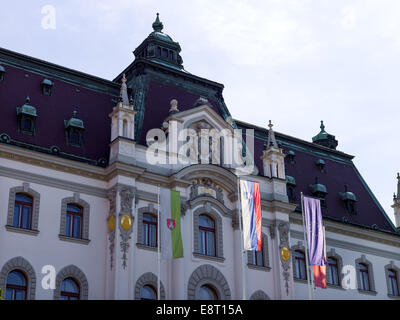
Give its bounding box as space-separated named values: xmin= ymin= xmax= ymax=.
xmin=359 ymin=263 xmax=370 ymax=291
xmin=140 ymin=285 xmax=157 ymax=300
xmin=13 ymin=193 xmax=33 ymax=229
xmin=142 ymin=213 xmax=157 ymax=247
xmin=123 ymin=119 xmax=128 ymax=137
xmin=60 ymin=277 xmax=80 ymax=300
xmin=198 ymin=215 xmax=216 ymax=256
xmin=198 ymin=284 xmax=218 ymax=300
xmin=294 ymin=250 xmax=307 ymax=280
xmin=327 ymin=257 xmax=340 ymax=286
xmin=388 ymin=269 xmax=399 ymax=296
xmin=5 ymin=270 xmax=27 ymax=300
xmin=66 ymin=204 xmax=83 ymax=239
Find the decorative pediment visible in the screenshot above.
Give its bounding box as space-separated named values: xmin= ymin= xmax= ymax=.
xmin=189 ymin=178 xmax=224 ymax=204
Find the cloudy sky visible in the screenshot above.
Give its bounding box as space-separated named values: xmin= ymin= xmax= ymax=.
xmin=0 ymin=0 xmax=399 ymax=224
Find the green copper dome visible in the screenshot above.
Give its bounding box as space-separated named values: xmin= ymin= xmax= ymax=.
xmin=133 ymin=13 xmax=183 ymax=70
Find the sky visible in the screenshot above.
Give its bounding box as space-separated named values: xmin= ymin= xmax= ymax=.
xmin=0 ymin=0 xmax=398 ymax=225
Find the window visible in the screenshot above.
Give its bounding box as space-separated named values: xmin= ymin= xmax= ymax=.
xmin=69 ymin=128 xmax=81 ymax=146
xmin=22 ymin=118 xmax=33 ymax=132
xmin=142 ymin=213 xmax=157 ymax=247
xmin=287 ymin=185 xmax=296 ymax=202
xmin=251 ymin=248 xmax=265 ymax=267
xmin=5 ymin=270 xmax=27 ymax=300
xmin=123 ymin=119 xmax=128 ymax=137
xmin=198 ymin=215 xmax=216 ymax=256
xmin=41 ymin=79 xmax=54 ymax=96
xmin=13 ymin=193 xmax=33 ymax=229
xmin=64 ymin=111 xmax=84 ymax=148
xmin=16 ymin=97 xmax=37 ymax=136
xmin=65 ymin=204 xmax=83 ymax=239
xmin=359 ymin=263 xmax=370 ymax=291
xmin=198 ymin=285 xmax=218 ymax=300
xmin=388 ymin=269 xmax=399 ymax=296
xmin=60 ymin=278 xmax=80 ymax=300
xmin=140 ymin=285 xmax=157 ymax=300
xmin=327 ymin=257 xmax=340 ymax=286
xmin=294 ymin=250 xmax=307 ymax=280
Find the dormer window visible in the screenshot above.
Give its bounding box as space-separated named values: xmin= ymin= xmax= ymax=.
xmin=316 ymin=159 xmax=326 ymax=172
xmin=16 ymin=97 xmax=37 ymax=136
xmin=41 ymin=79 xmax=54 ymax=96
xmin=287 ymin=150 xmax=296 ymax=164
xmin=286 ymin=175 xmax=297 ymax=202
xmin=64 ymin=111 xmax=84 ymax=148
xmin=310 ymin=178 xmax=328 ymax=207
xmin=340 ymin=185 xmax=357 ymax=215
xmin=0 ymin=64 xmax=5 ymax=82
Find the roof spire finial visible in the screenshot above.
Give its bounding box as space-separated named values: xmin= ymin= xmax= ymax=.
xmin=266 ymin=120 xmax=278 ymax=149
xmin=397 ymin=173 xmax=400 ymax=199
xmin=119 ymin=73 xmax=129 ymax=106
xmin=152 ymin=12 xmax=163 ymax=32
xmin=320 ymin=120 xmax=325 ymax=132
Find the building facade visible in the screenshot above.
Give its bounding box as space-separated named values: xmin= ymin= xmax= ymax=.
xmin=0 ymin=15 xmax=399 ymax=300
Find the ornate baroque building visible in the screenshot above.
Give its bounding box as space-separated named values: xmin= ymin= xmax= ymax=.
xmin=0 ymin=15 xmax=399 ymax=300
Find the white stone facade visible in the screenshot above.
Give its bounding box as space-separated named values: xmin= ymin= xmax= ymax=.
xmin=0 ymin=103 xmax=399 ymax=300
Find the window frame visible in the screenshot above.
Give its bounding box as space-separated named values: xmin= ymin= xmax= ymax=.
xmin=198 ymin=214 xmax=216 ymax=257
xmin=5 ymin=270 xmax=28 ymax=300
xmin=142 ymin=213 xmax=158 ymax=247
xmin=327 ymin=257 xmax=340 ymax=286
xmin=294 ymin=250 xmax=307 ymax=280
xmin=60 ymin=277 xmax=80 ymax=300
xmin=13 ymin=193 xmax=33 ymax=230
xmin=65 ymin=204 xmax=84 ymax=239
xmin=359 ymin=263 xmax=370 ymax=291
xmin=140 ymin=284 xmax=157 ymax=300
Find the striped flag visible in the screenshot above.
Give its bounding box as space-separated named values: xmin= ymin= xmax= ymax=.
xmin=313 ymin=227 xmax=327 ymax=289
xmin=159 ymin=188 xmax=184 ymax=259
xmin=240 ymin=180 xmax=262 ymax=251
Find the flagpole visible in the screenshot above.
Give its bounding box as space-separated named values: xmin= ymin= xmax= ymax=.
xmin=157 ymin=184 xmax=161 ymax=301
xmin=237 ymin=178 xmax=247 ymax=300
xmin=300 ymin=192 xmax=314 ymax=300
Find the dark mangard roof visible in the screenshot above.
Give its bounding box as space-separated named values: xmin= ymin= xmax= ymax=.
xmin=0 ymin=48 xmax=232 ymax=165
xmin=0 ymin=47 xmax=398 ymax=237
xmin=236 ymin=119 xmax=399 ymax=236
xmin=0 ymin=47 xmax=120 ymax=166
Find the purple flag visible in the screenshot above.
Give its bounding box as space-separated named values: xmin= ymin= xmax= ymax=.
xmin=303 ymin=196 xmax=325 ymax=266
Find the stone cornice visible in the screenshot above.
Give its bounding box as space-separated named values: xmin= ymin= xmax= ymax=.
xmin=0 ymin=143 xmax=106 ymax=180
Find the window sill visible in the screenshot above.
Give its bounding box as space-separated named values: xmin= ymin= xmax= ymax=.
xmin=5 ymin=225 xmax=39 ymax=236
xmin=387 ymin=294 xmax=400 ymax=300
xmin=247 ymin=264 xmax=271 ymax=272
xmin=357 ymin=289 xmax=377 ymax=296
xmin=136 ymin=243 xmax=158 ymax=252
xmin=59 ymin=234 xmax=90 ymax=245
xmin=193 ymin=252 xmax=225 ymax=263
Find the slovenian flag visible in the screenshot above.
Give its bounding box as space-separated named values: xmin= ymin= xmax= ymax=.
xmin=160 ymin=188 xmax=184 ymax=259
xmin=240 ymin=180 xmax=262 ymax=251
